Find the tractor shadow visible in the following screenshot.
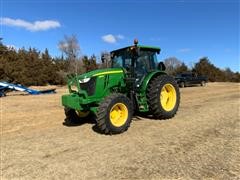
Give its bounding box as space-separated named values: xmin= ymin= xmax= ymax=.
xmin=91 ymin=113 xmax=161 ymax=135
xmin=179 ymin=84 xmax=205 ymax=88
xmin=62 ymin=117 xmax=96 ymax=127
xmin=62 ymin=117 xmax=104 ymax=134
xmin=134 ymin=112 xmax=159 ymax=121
xmin=62 ymin=112 xmax=162 ymax=135
xmin=91 ymin=125 xmax=104 ymax=134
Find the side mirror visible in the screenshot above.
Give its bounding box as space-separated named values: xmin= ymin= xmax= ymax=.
xmin=158 ymin=62 xmax=166 ymax=71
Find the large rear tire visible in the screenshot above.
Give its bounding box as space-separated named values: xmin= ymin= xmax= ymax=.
xmin=96 ymin=93 xmax=133 ymax=134
xmin=147 ymin=75 xmax=180 ymax=119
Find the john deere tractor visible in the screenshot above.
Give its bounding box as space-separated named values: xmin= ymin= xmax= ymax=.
xmin=62 ymin=40 xmax=180 ymax=134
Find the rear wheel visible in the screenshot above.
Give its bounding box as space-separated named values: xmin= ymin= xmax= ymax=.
xmin=96 ymin=93 xmax=133 ymax=134
xmin=64 ymin=107 xmax=91 ymax=124
xmin=147 ymin=75 xmax=180 ymax=119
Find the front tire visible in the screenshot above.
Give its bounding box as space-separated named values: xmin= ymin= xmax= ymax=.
xmin=96 ymin=93 xmax=133 ymax=134
xmin=147 ymin=75 xmax=180 ymax=119
xmin=64 ymin=107 xmax=91 ymax=124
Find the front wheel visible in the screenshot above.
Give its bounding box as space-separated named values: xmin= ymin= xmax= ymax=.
xmin=147 ymin=75 xmax=180 ymax=119
xmin=96 ymin=93 xmax=133 ymax=134
xmin=64 ymin=107 xmax=91 ymax=124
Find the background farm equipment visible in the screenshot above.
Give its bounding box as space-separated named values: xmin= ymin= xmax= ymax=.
xmin=0 ymin=82 xmax=56 ymax=97
xmin=175 ymin=72 xmax=208 ymax=88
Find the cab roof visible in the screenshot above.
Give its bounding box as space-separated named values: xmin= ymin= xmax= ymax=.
xmin=111 ymin=45 xmax=161 ymax=54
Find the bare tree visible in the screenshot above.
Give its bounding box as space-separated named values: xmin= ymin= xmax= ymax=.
xmin=164 ymin=57 xmax=182 ymax=75
xmin=75 ymin=56 xmax=86 ymax=75
xmin=58 ymin=35 xmax=80 ymax=74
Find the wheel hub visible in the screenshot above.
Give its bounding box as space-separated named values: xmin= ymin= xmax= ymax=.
xmin=160 ymin=84 xmax=177 ymax=111
xmin=109 ymin=103 xmax=128 ymax=127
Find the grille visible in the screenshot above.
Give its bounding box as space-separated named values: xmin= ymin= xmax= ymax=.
xmin=80 ymin=77 xmax=96 ymax=96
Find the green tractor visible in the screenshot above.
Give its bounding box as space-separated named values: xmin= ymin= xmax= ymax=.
xmin=62 ymin=40 xmax=180 ymax=134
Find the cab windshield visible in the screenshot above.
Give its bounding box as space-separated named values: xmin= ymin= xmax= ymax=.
xmin=111 ymin=49 xmax=158 ymax=72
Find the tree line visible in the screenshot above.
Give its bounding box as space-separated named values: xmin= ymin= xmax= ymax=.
xmin=164 ymin=57 xmax=239 ymax=82
xmin=0 ymin=35 xmax=239 ymax=86
xmin=0 ymin=35 xmax=99 ymax=86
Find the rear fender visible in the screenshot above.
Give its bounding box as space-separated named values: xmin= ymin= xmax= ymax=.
xmin=136 ymin=71 xmax=166 ymax=112
xmin=139 ymin=71 xmax=166 ymax=94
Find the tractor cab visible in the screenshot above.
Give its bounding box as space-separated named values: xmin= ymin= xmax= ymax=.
xmin=111 ymin=40 xmax=161 ymax=72
xmin=110 ymin=39 xmax=165 ymax=86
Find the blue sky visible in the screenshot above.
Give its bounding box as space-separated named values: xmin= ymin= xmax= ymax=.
xmin=1 ymin=0 xmax=239 ymax=72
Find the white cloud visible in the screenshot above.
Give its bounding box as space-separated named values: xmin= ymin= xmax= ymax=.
xmin=102 ymin=34 xmax=116 ymax=43
xmin=0 ymin=17 xmax=61 ymax=31
xmin=101 ymin=34 xmax=124 ymax=44
xmin=177 ymin=48 xmax=191 ymax=53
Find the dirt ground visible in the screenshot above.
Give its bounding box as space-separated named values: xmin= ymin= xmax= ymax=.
xmin=1 ymin=82 xmax=240 ymax=179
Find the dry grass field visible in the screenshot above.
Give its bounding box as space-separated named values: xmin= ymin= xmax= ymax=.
xmin=1 ymin=82 xmax=240 ymax=179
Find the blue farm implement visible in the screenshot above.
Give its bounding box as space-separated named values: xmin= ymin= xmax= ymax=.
xmin=0 ymin=82 xmax=56 ymax=97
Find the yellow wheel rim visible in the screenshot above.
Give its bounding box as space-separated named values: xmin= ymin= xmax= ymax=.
xmin=76 ymin=110 xmax=90 ymax=118
xmin=109 ymin=103 xmax=128 ymax=127
xmin=160 ymin=83 xmax=177 ymax=111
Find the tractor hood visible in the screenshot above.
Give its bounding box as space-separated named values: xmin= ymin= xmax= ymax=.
xmin=77 ymin=68 xmax=124 ymax=79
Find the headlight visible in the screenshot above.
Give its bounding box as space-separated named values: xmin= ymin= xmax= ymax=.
xmin=79 ymin=77 xmax=91 ymax=83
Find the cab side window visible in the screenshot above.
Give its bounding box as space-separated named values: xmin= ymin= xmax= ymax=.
xmin=112 ymin=55 xmax=123 ymax=67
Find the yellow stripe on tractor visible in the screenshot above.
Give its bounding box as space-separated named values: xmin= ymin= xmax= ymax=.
xmin=93 ymin=70 xmax=123 ymax=77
